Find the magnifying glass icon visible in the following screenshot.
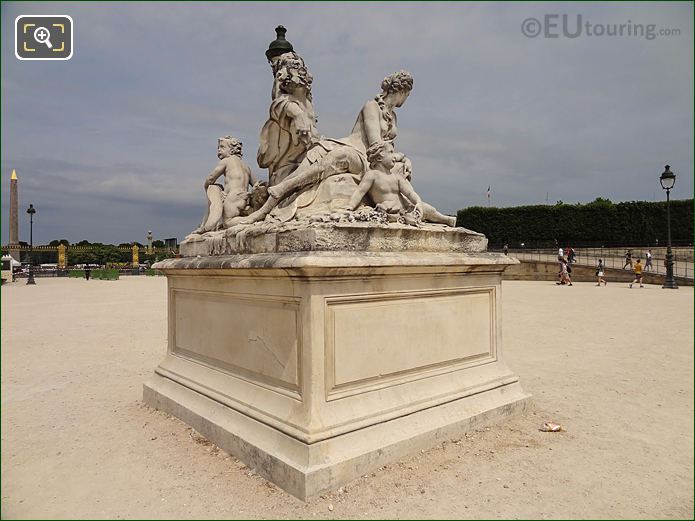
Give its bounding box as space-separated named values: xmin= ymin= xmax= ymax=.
xmin=33 ymin=26 xmax=53 ymax=49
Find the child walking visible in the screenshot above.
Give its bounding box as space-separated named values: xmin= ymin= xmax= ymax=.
xmin=596 ymin=259 xmax=607 ymax=286
xmin=629 ymin=259 xmax=644 ymax=288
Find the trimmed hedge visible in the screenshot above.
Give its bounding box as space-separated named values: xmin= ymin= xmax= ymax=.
xmin=68 ymin=269 xmax=119 ymax=280
xmin=68 ymin=269 xmax=118 ymax=279
xmin=93 ymin=269 xmax=119 ymax=280
xmin=456 ymin=199 xmax=693 ymax=248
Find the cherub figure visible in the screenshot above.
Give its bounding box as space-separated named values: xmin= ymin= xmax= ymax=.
xmin=345 ymin=141 xmax=456 ymax=227
xmin=194 ymin=136 xmax=260 ymax=233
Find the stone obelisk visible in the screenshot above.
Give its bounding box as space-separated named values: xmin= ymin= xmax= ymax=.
xmin=9 ymin=170 xmax=20 ymax=261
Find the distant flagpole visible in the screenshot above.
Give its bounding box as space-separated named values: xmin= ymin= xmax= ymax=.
xmin=486 ymin=185 xmax=491 ymax=207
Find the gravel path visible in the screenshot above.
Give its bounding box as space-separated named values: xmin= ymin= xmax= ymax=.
xmin=2 ymin=277 xmax=692 ymax=519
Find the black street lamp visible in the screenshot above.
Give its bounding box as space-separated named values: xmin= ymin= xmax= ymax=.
xmin=659 ymin=165 xmax=678 ymax=289
xmin=26 ymin=203 xmax=36 ymax=285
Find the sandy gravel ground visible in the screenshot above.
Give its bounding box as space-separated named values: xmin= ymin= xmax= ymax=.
xmin=2 ymin=277 xmax=693 ymax=519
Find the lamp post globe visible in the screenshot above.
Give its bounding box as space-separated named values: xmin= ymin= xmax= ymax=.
xmin=660 ymin=165 xmax=676 ymax=190
xmin=26 ymin=204 xmax=36 ymax=285
xmin=659 ymin=165 xmax=678 ymax=289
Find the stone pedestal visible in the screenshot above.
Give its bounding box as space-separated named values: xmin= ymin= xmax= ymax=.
xmin=144 ymin=251 xmax=528 ymax=499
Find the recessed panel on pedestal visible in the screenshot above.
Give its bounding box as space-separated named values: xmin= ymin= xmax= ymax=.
xmin=325 ymin=287 xmax=495 ymax=400
xmin=172 ymin=289 xmax=301 ymax=393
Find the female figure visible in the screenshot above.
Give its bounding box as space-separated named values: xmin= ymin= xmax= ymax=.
xmin=340 ymin=70 xmax=413 ymax=178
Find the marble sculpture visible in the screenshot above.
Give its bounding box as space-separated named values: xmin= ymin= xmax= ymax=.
xmin=184 ymin=25 xmax=465 ymax=255
xmin=145 ymin=26 xmax=527 ymax=501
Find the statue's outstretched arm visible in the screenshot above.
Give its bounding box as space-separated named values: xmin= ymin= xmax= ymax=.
xmin=361 ymin=101 xmax=384 ymax=147
xmin=204 ymin=161 xmax=226 ymax=189
xmin=284 ymin=102 xmax=313 ymax=146
xmin=246 ymin=163 xmax=259 ymax=188
xmin=398 ymin=177 xmax=423 ymax=212
xmin=347 ymin=173 xmax=375 ymax=210
xmin=392 ymin=152 xmax=412 ymax=179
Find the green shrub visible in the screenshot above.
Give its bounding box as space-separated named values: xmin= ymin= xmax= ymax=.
xmin=456 ymin=198 xmax=693 ymax=247
xmin=91 ymin=269 xmax=119 ymax=280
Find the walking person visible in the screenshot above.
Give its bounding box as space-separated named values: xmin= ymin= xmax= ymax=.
xmin=629 ymin=259 xmax=644 ymax=288
xmin=596 ymin=259 xmax=607 ymax=286
xmin=556 ymin=260 xmax=573 ymax=286
xmin=567 ymin=246 xmax=576 ymax=264
xmin=503 ymin=243 xmax=509 ymax=256
xmin=645 ymin=250 xmax=653 ymax=271
xmin=84 ymin=264 xmax=91 ymax=281
xmin=564 ymin=261 xmax=573 ymax=286
xmin=556 ymin=245 xmax=565 ymax=282
xmin=622 ymin=249 xmax=633 ymax=270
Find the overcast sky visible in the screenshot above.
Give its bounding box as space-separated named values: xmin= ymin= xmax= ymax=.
xmin=1 ymin=2 xmax=692 ymax=245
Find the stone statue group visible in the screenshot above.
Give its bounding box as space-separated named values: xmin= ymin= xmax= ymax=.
xmin=192 ymin=26 xmax=455 ymax=238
